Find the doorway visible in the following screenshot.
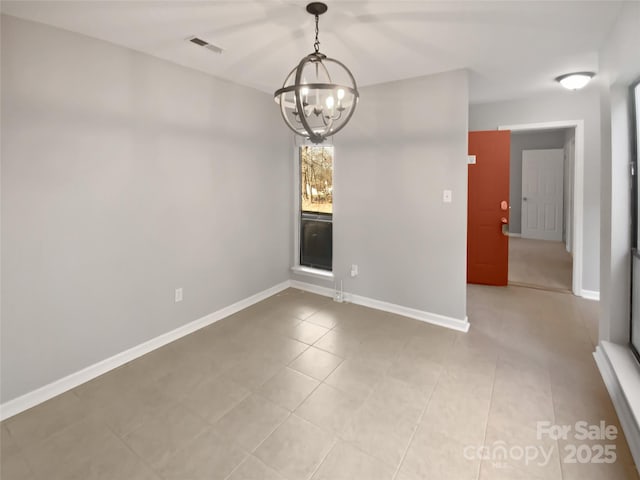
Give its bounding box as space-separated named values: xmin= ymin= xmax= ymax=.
xmin=498 ymin=121 xmax=584 ymax=295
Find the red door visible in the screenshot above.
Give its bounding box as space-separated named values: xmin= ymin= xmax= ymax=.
xmin=467 ymin=131 xmax=510 ymax=285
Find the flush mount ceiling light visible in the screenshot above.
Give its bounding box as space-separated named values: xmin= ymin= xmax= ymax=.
xmin=274 ymin=2 xmax=359 ymax=144
xmin=555 ymin=72 xmax=595 ymax=90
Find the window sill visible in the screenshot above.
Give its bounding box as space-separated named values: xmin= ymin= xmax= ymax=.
xmin=600 ymin=341 xmax=640 ymax=424
xmin=291 ymin=266 xmax=334 ymax=281
xmin=595 ymin=341 xmax=640 ymax=467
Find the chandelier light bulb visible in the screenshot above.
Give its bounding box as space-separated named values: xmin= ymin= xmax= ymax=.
xmin=326 ymin=96 xmax=335 ymax=109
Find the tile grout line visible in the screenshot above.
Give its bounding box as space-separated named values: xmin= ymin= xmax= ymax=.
xmin=285 ymin=310 xmax=340 ymax=362
xmin=387 ymin=329 xmax=468 ymax=479
xmin=314 ymin=339 xmax=401 ymax=469
xmin=323 ymin=327 xmax=416 ymax=475
xmin=75 ymin=393 xmax=173 ymax=480
xmin=207 ymin=304 xmax=337 ymax=480
xmin=473 ymin=349 xmax=499 ymax=480
xmin=390 ymin=365 xmax=444 ymax=480
xmin=221 ymin=454 xmax=251 ymax=480
xmin=218 ymin=410 xmax=295 ymax=480
xmin=547 ymin=363 xmax=567 ymax=480
xmin=305 ymin=437 xmax=340 ymax=480
xmin=2 ymin=424 xmax=39 ymax=480
xmin=249 ymin=411 xmax=293 ymax=456
xmin=107 ymin=421 xmax=167 ymax=480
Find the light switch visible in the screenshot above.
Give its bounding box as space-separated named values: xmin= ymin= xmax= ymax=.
xmin=443 ymin=190 xmax=452 ymax=203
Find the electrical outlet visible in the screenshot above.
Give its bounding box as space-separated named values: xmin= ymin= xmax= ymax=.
xmin=350 ymin=264 xmax=358 ymax=277
xmin=443 ymin=190 xmax=452 ymax=203
xmin=175 ymin=288 xmax=183 ymax=303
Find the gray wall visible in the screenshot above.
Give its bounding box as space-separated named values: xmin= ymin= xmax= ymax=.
xmin=598 ymin=1 xmax=640 ymax=344
xmin=508 ymin=131 xmax=567 ymax=234
xmin=292 ymin=70 xmax=469 ymax=321
xmin=469 ymin=88 xmax=601 ymax=292
xmin=0 ymin=15 xmax=291 ymax=403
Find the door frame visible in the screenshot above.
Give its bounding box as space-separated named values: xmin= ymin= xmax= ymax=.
xmin=498 ymin=120 xmax=584 ymax=297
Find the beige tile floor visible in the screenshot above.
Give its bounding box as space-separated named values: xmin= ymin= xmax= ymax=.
xmin=1 ymin=286 xmax=639 ymax=480
xmin=509 ymin=237 xmax=573 ymax=292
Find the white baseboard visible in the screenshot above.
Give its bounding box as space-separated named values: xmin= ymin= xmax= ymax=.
xmin=581 ymin=289 xmax=600 ymax=301
xmin=291 ymin=280 xmax=470 ymax=333
xmin=290 ymin=280 xmax=334 ymax=298
xmin=0 ymin=281 xmax=290 ymax=421
xmin=594 ymin=342 xmax=640 ymax=474
xmin=1 ymin=278 xmax=470 ymax=420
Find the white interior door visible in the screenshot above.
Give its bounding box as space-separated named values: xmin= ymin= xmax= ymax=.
xmin=521 ymin=149 xmax=564 ymax=241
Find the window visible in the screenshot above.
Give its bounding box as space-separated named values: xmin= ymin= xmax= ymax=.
xmin=299 ymin=145 xmax=333 ymax=271
xmin=631 ymin=79 xmax=640 ymax=362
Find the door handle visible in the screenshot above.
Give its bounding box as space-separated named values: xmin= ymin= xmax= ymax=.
xmin=523 ymin=197 xmax=528 ymax=201
xmin=500 ymin=216 xmax=512 ymax=237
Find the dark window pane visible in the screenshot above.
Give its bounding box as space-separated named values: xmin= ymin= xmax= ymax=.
xmin=300 ymin=215 xmax=332 ymax=270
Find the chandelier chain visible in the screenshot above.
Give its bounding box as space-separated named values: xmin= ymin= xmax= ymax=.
xmin=314 ymin=14 xmax=320 ymax=53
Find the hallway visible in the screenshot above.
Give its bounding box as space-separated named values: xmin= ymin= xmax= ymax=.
xmin=509 ymin=237 xmax=573 ymax=292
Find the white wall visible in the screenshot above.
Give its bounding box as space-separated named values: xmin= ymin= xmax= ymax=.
xmin=0 ymin=15 xmax=291 ymax=403
xmin=469 ymin=89 xmax=601 ymax=292
xmin=508 ymin=130 xmax=567 ymax=234
xmin=292 ymin=70 xmax=470 ymax=322
xmin=599 ymin=1 xmax=640 ymax=344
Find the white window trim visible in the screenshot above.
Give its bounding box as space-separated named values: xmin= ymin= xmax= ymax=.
xmin=291 ymin=265 xmax=334 ymax=280
xmin=291 ymin=142 xmax=335 ymax=281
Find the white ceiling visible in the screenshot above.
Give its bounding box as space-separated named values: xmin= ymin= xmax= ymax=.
xmin=0 ymin=1 xmax=624 ymax=104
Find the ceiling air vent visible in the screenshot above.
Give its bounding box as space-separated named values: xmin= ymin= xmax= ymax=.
xmin=187 ymin=36 xmax=223 ymax=54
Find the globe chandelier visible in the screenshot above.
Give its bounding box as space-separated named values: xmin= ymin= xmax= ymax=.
xmin=274 ymin=2 xmax=359 ymax=144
